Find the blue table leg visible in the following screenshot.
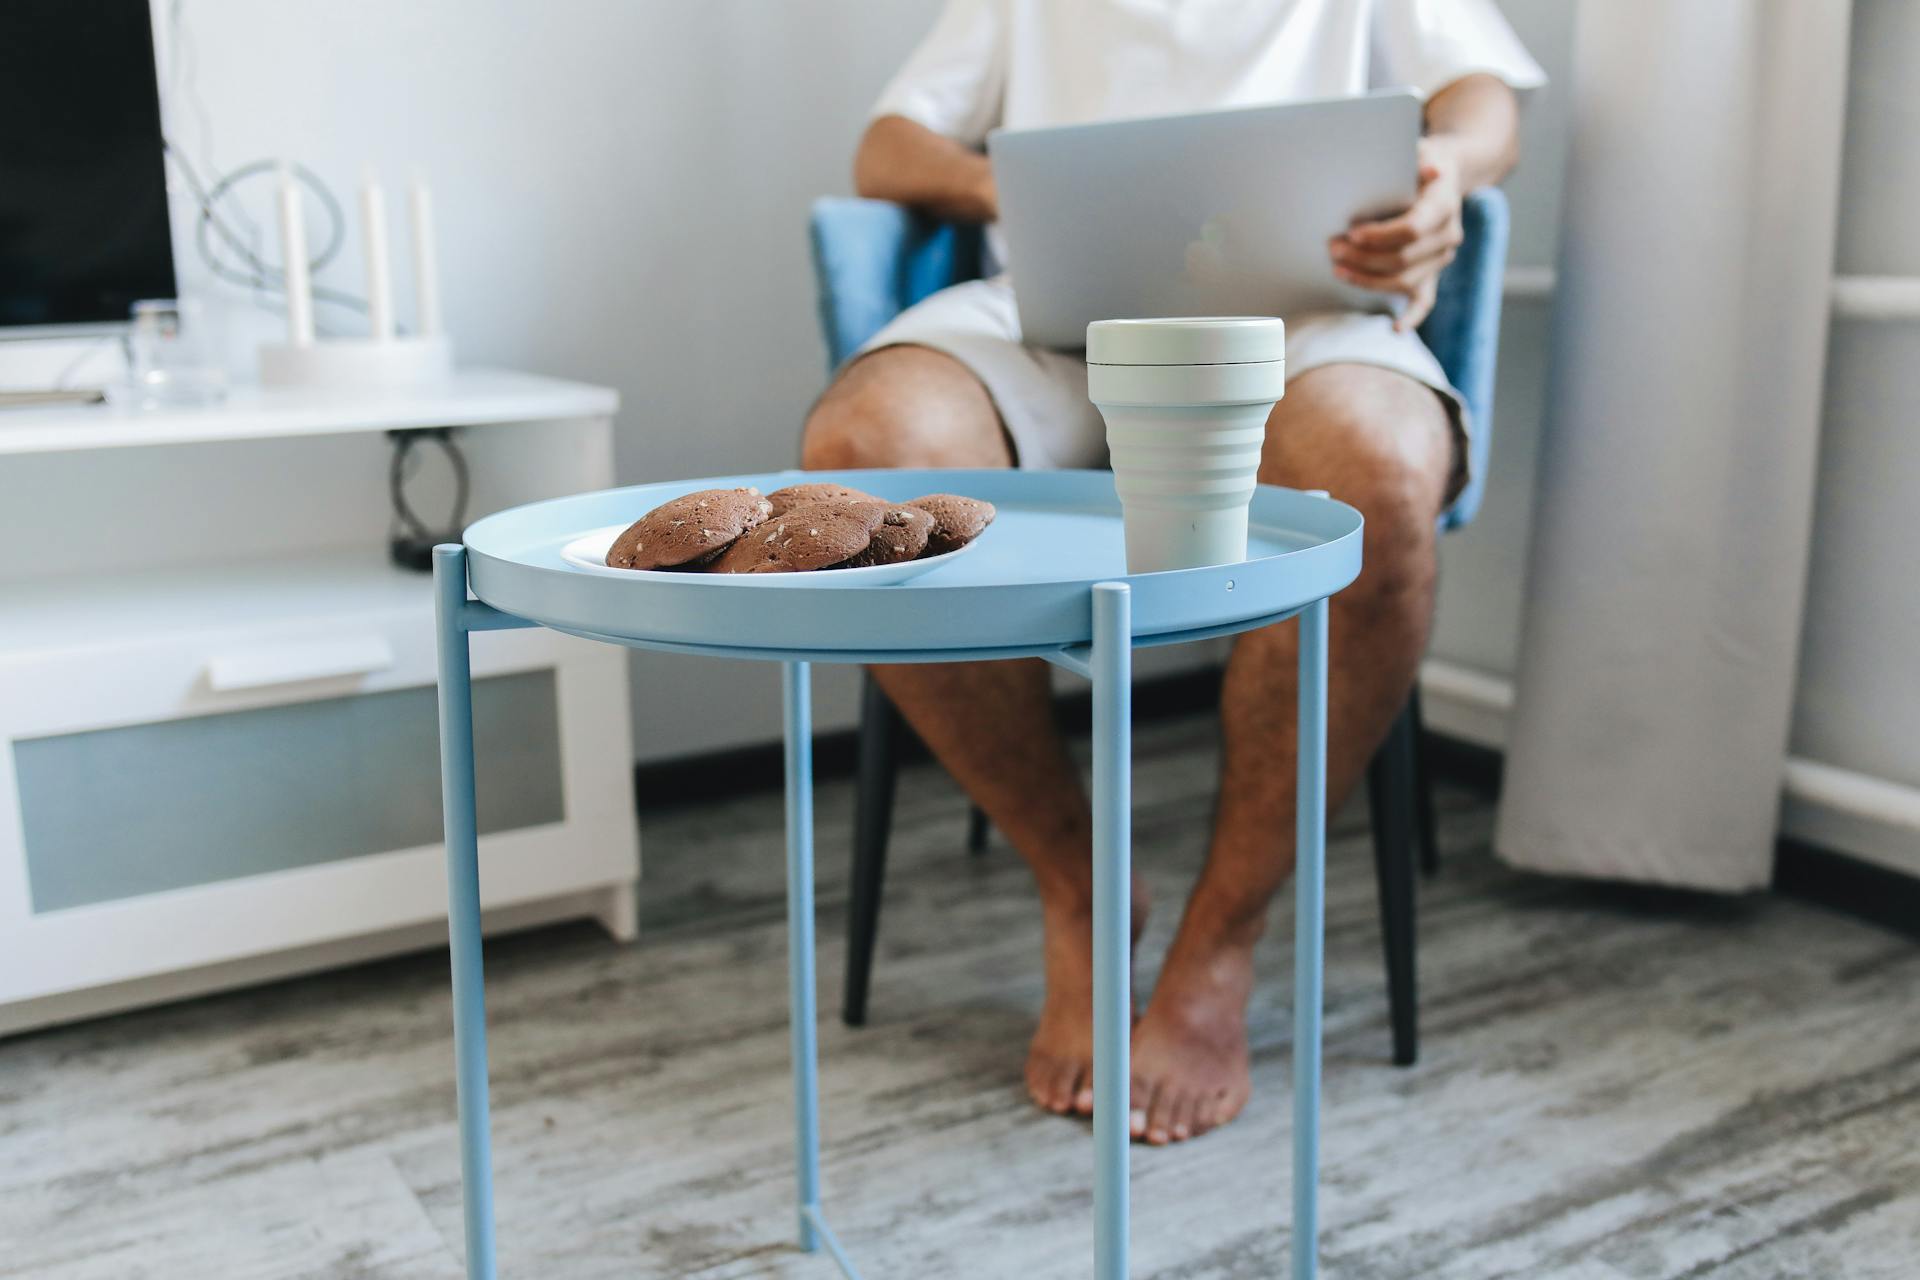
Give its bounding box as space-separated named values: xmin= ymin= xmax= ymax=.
xmin=433 ymin=545 xmax=498 ymax=1280
xmin=1091 ymin=583 xmax=1132 ymax=1280
xmin=782 ymin=661 xmax=824 ymax=1254
xmin=1292 ymin=595 xmax=1329 ymax=1280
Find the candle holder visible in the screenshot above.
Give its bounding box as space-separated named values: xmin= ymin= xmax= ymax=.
xmin=258 ymin=332 xmax=454 ymax=391
xmin=259 ymin=162 xmax=449 ymax=392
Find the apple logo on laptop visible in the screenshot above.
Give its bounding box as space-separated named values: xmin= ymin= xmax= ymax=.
xmin=1183 ymin=212 xmax=1239 ymax=288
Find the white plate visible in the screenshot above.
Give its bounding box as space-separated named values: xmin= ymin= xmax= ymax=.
xmin=558 ymin=524 xmax=980 ymax=585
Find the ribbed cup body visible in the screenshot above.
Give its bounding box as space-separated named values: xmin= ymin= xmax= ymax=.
xmin=1088 ymin=358 xmax=1286 ymax=573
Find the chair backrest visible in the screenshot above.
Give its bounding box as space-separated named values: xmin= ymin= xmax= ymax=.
xmin=809 ymin=188 xmax=1508 ymax=528
xmin=808 ymin=199 xmax=984 ymax=369
xmin=1423 ymin=188 xmax=1507 ymax=530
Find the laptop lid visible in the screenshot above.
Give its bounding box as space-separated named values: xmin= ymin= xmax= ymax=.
xmin=988 ymin=92 xmax=1421 ymax=349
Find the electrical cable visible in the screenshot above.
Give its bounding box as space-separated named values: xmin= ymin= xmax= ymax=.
xmin=161 ymin=3 xmax=376 ymax=328
xmin=387 ymin=429 xmax=470 ymax=571
xmin=167 ymin=0 xmax=267 ymax=311
xmin=165 ymin=141 xmax=370 ymax=318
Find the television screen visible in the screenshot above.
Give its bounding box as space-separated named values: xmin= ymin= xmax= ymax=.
xmin=0 ymin=0 xmax=177 ymax=331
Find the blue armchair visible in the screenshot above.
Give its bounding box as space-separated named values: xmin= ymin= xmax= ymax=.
xmin=811 ymin=190 xmax=1511 ymax=1066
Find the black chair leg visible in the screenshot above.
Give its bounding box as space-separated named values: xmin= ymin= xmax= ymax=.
xmin=1366 ymin=698 xmax=1420 ymax=1067
xmin=843 ymin=674 xmax=901 ymax=1027
xmin=966 ymin=805 xmax=990 ymax=855
xmin=1410 ymin=685 xmax=1440 ymax=878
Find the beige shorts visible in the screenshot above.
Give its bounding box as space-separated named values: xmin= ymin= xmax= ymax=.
xmin=857 ymin=274 xmax=1470 ymax=491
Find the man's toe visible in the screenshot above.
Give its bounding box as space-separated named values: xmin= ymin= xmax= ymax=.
xmin=1027 ymin=1058 xmax=1067 ymax=1113
xmin=1191 ymin=1089 xmax=1226 ymax=1135
xmin=1059 ymin=1059 xmax=1093 ymax=1113
xmin=1167 ymin=1091 xmax=1199 ymax=1142
xmin=1144 ymin=1083 xmax=1182 ymax=1145
xmin=1053 ymin=1061 xmax=1087 ymax=1114
xmin=1202 ymin=1084 xmax=1249 ymax=1133
xmin=1024 ymin=1061 xmax=1048 ymax=1109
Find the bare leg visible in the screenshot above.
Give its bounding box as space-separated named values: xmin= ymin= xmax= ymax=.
xmin=802 ymin=346 xmax=1146 ymax=1116
xmin=1130 ymin=364 xmax=1456 ymax=1144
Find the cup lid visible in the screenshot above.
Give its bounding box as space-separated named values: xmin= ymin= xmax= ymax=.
xmin=1086 ymin=316 xmax=1285 ymax=366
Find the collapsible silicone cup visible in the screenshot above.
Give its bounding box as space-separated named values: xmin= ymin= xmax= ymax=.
xmin=1086 ymin=317 xmax=1287 ymax=573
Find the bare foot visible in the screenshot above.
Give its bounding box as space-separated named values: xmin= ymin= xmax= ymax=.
xmin=1024 ymin=878 xmax=1150 ymax=1116
xmin=1127 ymin=928 xmax=1257 ymax=1144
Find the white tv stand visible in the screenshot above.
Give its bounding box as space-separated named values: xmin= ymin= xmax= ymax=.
xmin=0 ymin=369 xmax=640 ymax=1034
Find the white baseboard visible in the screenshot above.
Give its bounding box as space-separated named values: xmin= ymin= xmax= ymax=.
xmin=1417 ymin=659 xmax=1513 ymax=750
xmin=1418 ymin=658 xmax=1920 ymax=882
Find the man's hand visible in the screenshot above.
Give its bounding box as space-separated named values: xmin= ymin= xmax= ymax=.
xmin=1327 ymin=137 xmax=1465 ymax=332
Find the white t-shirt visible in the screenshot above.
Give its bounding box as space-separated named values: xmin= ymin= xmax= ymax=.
xmin=873 ymin=0 xmax=1547 ymax=148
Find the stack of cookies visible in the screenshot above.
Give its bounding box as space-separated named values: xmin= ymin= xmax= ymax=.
xmin=604 ymin=482 xmax=996 ymax=574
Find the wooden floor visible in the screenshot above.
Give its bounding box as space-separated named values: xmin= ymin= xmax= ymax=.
xmin=4 ymin=713 xmax=1918 ymax=1278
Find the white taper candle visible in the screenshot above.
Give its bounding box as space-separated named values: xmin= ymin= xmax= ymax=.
xmin=360 ymin=168 xmax=395 ymax=341
xmin=276 ymin=162 xmax=314 ymax=346
xmin=408 ymin=174 xmax=442 ymax=336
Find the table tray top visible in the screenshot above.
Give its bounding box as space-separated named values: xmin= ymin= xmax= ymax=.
xmin=462 ymin=469 xmax=1361 ymax=662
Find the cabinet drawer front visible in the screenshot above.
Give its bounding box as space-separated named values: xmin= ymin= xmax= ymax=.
xmin=15 ymin=670 xmax=564 ymax=913
xmin=204 ymin=634 xmax=397 ymax=691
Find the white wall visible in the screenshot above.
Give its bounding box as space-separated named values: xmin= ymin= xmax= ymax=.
xmin=136 ymin=0 xmax=945 ymax=760
xmin=1796 ymin=0 xmax=1920 ymax=790
xmin=19 ymin=0 xmax=1915 ymax=832
xmin=136 ymin=0 xmax=1572 ymax=766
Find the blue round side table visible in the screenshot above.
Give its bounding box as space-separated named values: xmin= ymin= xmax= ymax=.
xmin=433 ymin=468 xmax=1362 ymax=1279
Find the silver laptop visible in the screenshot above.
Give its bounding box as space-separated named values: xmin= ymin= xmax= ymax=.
xmin=987 ymin=91 xmax=1421 ymax=350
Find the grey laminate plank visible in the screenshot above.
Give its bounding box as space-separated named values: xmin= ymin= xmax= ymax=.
xmin=1 ymin=713 xmax=1914 ymax=1278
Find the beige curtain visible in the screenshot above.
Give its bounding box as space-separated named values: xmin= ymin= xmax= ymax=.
xmin=1495 ymin=0 xmax=1853 ymax=891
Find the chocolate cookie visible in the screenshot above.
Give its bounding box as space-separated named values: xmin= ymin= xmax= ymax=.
xmin=834 ymin=504 xmax=936 ymax=568
xmin=706 ymin=499 xmax=887 ymax=574
xmin=765 ymin=481 xmax=880 ymax=519
xmin=907 ymin=494 xmax=996 ymax=556
xmin=605 ymin=487 xmax=772 ymax=570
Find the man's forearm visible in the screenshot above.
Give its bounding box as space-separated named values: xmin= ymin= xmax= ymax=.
xmin=853 ymin=114 xmax=998 ymax=223
xmin=1421 ymin=73 xmax=1521 ymax=191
